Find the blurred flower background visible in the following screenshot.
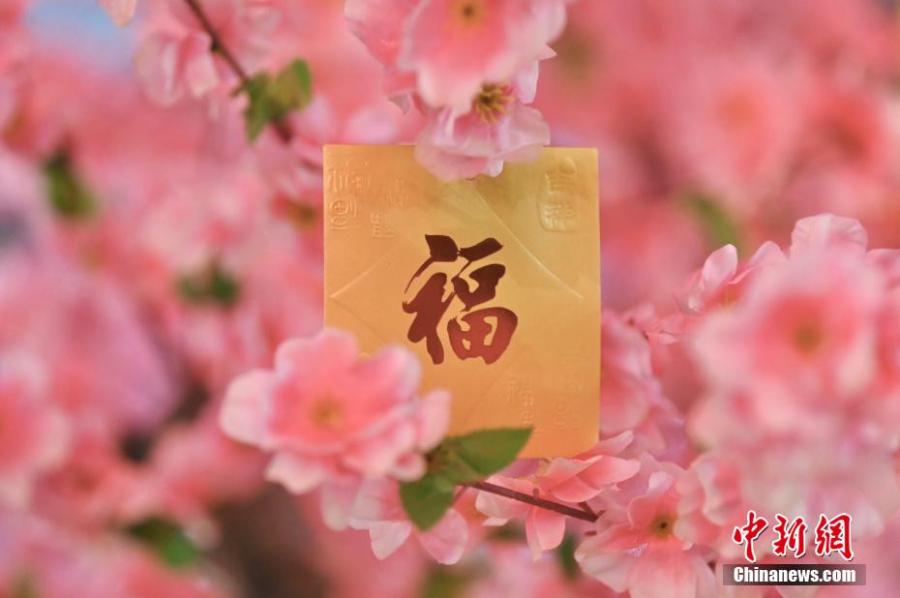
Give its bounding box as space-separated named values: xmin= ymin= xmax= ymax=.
xmin=3 ymin=0 xmax=900 ymax=596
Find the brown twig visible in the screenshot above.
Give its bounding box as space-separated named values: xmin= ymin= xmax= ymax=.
xmin=579 ymin=501 xmax=597 ymax=518
xmin=183 ymin=0 xmax=250 ymax=83
xmin=467 ymin=480 xmax=600 ymax=523
xmin=181 ymin=0 xmax=295 ymax=144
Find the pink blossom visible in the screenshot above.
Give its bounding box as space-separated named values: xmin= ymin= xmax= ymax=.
xmin=12 ymin=0 xmax=900 ymax=592
xmin=822 ymin=513 xmax=900 ymax=598
xmin=661 ymin=56 xmax=802 ymax=212
xmin=475 ymin=432 xmax=640 ymax=559
xmin=680 ymin=241 xmax=785 ymax=315
xmin=280 ymin=0 xmax=424 ymax=131
xmin=575 ymin=459 xmax=717 ymax=598
xmin=789 ymin=213 xmax=868 ymax=257
xmin=0 ymin=353 xmax=68 ymax=508
xmin=349 ymin=479 xmax=468 ymax=564
xmin=0 ymin=258 xmax=175 ymax=432
xmin=99 ymin=0 xmax=138 ymax=27
xmin=343 ymin=0 xmax=419 ymax=110
xmin=220 ymin=329 xmax=451 ymax=528
xmin=674 ymin=454 xmax=746 ymax=558
xmin=600 ymin=310 xmax=685 ymax=458
xmin=135 ymin=29 xmax=223 ymax=106
xmin=0 ymin=0 xmax=28 ymax=27
xmin=31 ymin=423 xmax=139 ymax=529
xmin=401 ymin=0 xmax=566 ymax=114
xmin=346 ymin=0 xmax=563 ymax=178
xmin=599 ymin=203 xmax=709 ymax=310
xmin=347 ymin=0 xmax=567 ymax=114
xmin=692 ymin=245 xmax=882 ymax=417
xmin=136 ymin=0 xmax=280 ymax=105
xmin=784 ymin=83 xmax=897 ymax=223
xmin=121 ymin=415 xmax=265 ymax=530
xmin=0 ymin=511 xmax=227 ymax=598
xmin=301 ymin=493 xmax=428 ymax=598
xmin=414 ymin=61 xmax=550 ymax=179
xmin=468 ymin=542 xmax=621 ymax=598
xmin=687 ymin=215 xmax=900 ymax=537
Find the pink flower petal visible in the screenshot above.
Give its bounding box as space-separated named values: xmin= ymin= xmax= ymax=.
xmin=685 ymin=244 xmax=738 ymax=312
xmin=0 ymin=473 xmax=30 ymax=508
xmin=99 ymin=0 xmax=137 ymax=27
xmin=32 ymin=408 xmax=69 ymax=471
xmin=545 ymin=472 xmax=602 ymax=504
xmin=526 ymin=508 xmax=566 ymax=559
xmin=135 ymin=34 xmax=182 ymax=105
xmin=346 ymin=345 xmax=421 ymax=406
xmin=368 ymin=521 xmax=413 ymax=559
xmin=219 ymin=369 xmax=273 ymax=445
xmin=579 ymin=456 xmax=642 ymax=488
xmin=540 ymin=458 xmax=592 ymax=486
xmin=590 ymin=521 xmax=649 ymax=553
xmin=474 ymin=477 xmax=532 ymax=521
xmin=734 ymin=240 xmax=786 ymax=284
xmin=418 ymin=508 xmax=468 ymax=565
xmin=264 ymin=452 xmax=326 ymax=495
xmin=868 ymin=248 xmax=900 ymax=288
xmin=343 ymin=419 xmax=417 ymax=475
xmin=630 ymin=551 xmax=714 ymax=598
xmin=592 ymin=431 xmax=635 ymax=456
xmin=320 ymin=477 xmax=364 ymax=531
xmin=274 ymin=329 xmax=359 ymax=380
xmin=389 ymin=452 xmax=426 ymax=481
xmin=575 ymin=532 xmax=637 ymax=592
xmin=790 ymin=214 xmax=868 ymax=256
xmin=416 ymin=390 xmax=451 ymax=452
xmin=181 ymin=32 xmax=220 ymax=98
xmin=344 ymin=0 xmax=418 ymax=66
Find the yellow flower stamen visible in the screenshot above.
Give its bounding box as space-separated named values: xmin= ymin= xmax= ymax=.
xmin=650 ymin=514 xmax=676 ymax=539
xmin=309 ymin=396 xmax=345 ymax=431
xmin=453 ymin=0 xmax=485 ymax=26
xmin=473 ymin=83 xmax=513 ymax=124
xmin=793 ymin=321 xmax=824 ymax=355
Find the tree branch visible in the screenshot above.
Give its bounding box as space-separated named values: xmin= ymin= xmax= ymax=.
xmin=183 ymin=0 xmax=250 ymax=83
xmin=181 ymin=0 xmax=294 ymax=143
xmin=579 ymin=501 xmax=597 ymax=518
xmin=467 ymin=480 xmax=600 ymax=523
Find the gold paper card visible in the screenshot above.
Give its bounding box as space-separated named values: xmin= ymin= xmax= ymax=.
xmin=323 ymin=145 xmax=600 ymax=457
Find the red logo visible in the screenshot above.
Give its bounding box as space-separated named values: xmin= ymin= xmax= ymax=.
xmin=732 ymin=510 xmax=769 ymax=563
xmin=732 ymin=511 xmax=854 ymax=562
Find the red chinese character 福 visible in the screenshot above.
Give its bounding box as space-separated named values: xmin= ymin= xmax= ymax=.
xmin=403 ymin=235 xmax=517 ymax=365
xmin=814 ymin=513 xmax=853 ymax=561
xmin=732 ymin=510 xmax=769 ymax=563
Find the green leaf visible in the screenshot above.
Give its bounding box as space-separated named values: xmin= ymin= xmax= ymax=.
xmin=555 ymin=534 xmax=580 ymax=580
xmin=177 ymin=261 xmax=241 ymax=308
xmin=243 ymin=74 xmax=273 ymax=142
xmin=271 ymin=60 xmax=313 ymax=112
xmin=42 ymin=151 xmax=95 ymax=219
xmin=486 ymin=524 xmax=525 ymax=542
xmin=401 ymin=427 xmax=531 ymax=530
xmin=127 ymin=517 xmax=199 ymax=569
xmin=440 ymin=428 xmax=532 ymax=483
xmin=420 ymin=566 xmax=477 ymax=598
xmin=242 ymin=59 xmax=313 ymax=142
xmin=400 ymin=474 xmax=456 ymax=531
xmin=681 ymin=191 xmax=742 ymax=254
